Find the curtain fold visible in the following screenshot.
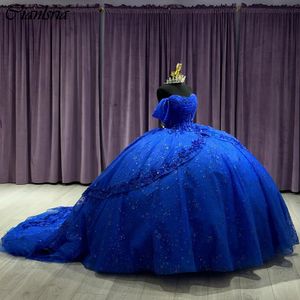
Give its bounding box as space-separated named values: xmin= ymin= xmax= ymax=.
xmin=102 ymin=5 xmax=171 ymax=166
xmin=0 ymin=5 xmax=101 ymax=184
xmin=103 ymin=5 xmax=236 ymax=166
xmin=169 ymin=6 xmax=236 ymax=133
xmin=0 ymin=4 xmax=299 ymax=192
xmin=237 ymin=5 xmax=300 ymax=192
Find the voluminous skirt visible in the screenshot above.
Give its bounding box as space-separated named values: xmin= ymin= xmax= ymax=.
xmin=1 ymin=124 xmax=298 ymax=274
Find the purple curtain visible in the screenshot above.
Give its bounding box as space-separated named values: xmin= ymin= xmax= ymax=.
xmin=169 ymin=6 xmax=236 ymax=133
xmin=103 ymin=5 xmax=236 ymax=166
xmin=102 ymin=5 xmax=171 ymax=167
xmin=1 ymin=4 xmax=299 ymax=192
xmin=237 ymin=5 xmax=300 ymax=192
xmin=0 ymin=5 xmax=101 ymax=184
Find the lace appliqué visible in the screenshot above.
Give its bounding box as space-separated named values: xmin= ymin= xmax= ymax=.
xmin=216 ymin=133 xmax=246 ymax=149
xmin=84 ymin=124 xmax=210 ymax=201
xmin=18 ymin=207 xmax=71 ymax=230
xmin=164 ymin=121 xmax=196 ymax=134
xmin=152 ymin=94 xmax=197 ymax=129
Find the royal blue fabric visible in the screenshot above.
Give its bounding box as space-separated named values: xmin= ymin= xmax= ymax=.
xmin=1 ymin=94 xmax=298 ymax=274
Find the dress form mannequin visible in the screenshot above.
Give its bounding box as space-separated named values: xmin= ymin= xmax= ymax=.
xmin=156 ymin=83 xmax=192 ymax=101
xmin=156 ymin=63 xmax=192 ymax=101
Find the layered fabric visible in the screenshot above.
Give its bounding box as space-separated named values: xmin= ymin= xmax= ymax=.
xmin=1 ymin=94 xmax=298 ymax=274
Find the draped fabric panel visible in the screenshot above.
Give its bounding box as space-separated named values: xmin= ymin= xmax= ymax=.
xmin=0 ymin=5 xmax=101 ymax=184
xmin=170 ymin=7 xmax=236 ymax=134
xmin=0 ymin=4 xmax=299 ymax=192
xmin=102 ymin=6 xmax=172 ymax=167
xmin=237 ymin=6 xmax=300 ymax=192
xmin=103 ymin=5 xmax=236 ymax=166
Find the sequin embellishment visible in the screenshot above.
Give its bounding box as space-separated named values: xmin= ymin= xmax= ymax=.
xmin=84 ymin=124 xmax=210 ymax=201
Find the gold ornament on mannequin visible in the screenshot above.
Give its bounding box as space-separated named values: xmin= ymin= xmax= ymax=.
xmin=165 ymin=63 xmax=186 ymax=84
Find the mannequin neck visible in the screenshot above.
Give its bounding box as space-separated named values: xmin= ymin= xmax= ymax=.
xmin=156 ymin=83 xmax=192 ymax=101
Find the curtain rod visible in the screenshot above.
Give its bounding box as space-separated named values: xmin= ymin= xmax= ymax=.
xmin=98 ymin=4 xmax=241 ymax=12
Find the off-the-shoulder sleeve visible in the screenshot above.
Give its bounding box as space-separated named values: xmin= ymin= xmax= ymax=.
xmin=152 ymin=98 xmax=170 ymax=124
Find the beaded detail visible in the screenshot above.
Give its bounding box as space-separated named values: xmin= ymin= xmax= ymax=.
xmin=84 ymin=124 xmax=210 ymax=201
xmin=215 ymin=132 xmax=246 ymax=149
xmin=152 ymin=94 xmax=197 ymax=129
xmin=164 ymin=121 xmax=196 ymax=134
xmin=18 ymin=207 xmax=71 ymax=230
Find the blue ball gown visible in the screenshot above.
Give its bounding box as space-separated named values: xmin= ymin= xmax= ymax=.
xmin=0 ymin=93 xmax=298 ymax=274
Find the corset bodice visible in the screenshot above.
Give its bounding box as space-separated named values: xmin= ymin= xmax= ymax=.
xmin=152 ymin=93 xmax=197 ymax=128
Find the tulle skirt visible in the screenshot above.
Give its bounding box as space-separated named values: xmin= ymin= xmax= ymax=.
xmin=1 ymin=124 xmax=298 ymax=274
